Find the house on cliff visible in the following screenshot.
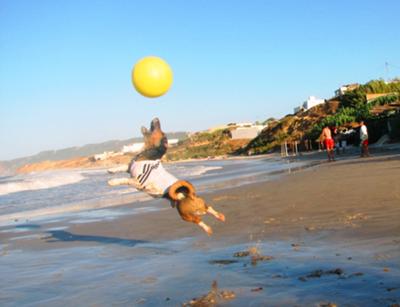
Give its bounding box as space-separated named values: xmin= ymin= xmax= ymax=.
xmin=334 ymin=83 xmax=360 ymax=97
xmin=294 ymin=96 xmax=325 ymax=114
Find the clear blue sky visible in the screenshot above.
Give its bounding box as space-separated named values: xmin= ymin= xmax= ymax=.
xmin=1 ymin=0 xmax=399 ymax=160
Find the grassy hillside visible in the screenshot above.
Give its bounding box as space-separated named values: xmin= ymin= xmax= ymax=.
xmin=243 ymin=79 xmax=400 ymax=155
xmin=165 ymin=129 xmax=249 ymax=161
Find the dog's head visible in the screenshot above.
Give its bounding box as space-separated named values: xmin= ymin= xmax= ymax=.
xmin=135 ymin=118 xmax=168 ymax=161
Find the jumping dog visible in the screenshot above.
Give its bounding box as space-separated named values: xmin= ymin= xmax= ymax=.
xmin=107 ymin=118 xmax=225 ymax=235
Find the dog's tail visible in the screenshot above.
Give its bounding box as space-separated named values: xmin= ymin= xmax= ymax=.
xmin=168 ymin=180 xmax=196 ymax=201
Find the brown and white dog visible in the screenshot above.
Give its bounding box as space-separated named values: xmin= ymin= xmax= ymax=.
xmin=107 ymin=118 xmax=225 ymax=235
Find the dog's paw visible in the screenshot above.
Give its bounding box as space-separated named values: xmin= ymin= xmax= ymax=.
xmin=217 ymin=213 xmax=226 ymax=222
xmin=204 ymin=226 xmax=213 ymax=236
xmin=199 ymin=222 xmax=213 ymax=236
xmin=108 ymin=178 xmax=129 ymax=186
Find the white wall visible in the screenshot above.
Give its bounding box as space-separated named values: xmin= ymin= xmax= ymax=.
xmin=303 ymin=96 xmax=324 ymax=109
xmin=231 ymin=126 xmax=264 ymax=140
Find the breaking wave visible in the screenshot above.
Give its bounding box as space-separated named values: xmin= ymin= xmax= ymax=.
xmin=0 ymin=171 xmax=85 ymax=196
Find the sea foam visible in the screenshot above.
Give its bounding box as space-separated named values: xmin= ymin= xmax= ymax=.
xmin=0 ymin=170 xmax=85 ymax=196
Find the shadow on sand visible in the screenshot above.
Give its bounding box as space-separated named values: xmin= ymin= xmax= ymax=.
xmin=45 ymin=230 xmax=150 ymax=247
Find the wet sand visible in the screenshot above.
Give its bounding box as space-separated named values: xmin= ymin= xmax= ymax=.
xmin=1 ymin=152 xmax=399 ymax=306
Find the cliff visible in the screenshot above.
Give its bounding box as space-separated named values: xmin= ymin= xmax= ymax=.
xmin=17 ymin=154 xmax=134 ymax=174
xmin=16 ymin=130 xmax=250 ymax=173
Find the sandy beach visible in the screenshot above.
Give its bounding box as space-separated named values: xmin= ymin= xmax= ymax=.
xmin=1 ymin=151 xmax=399 ymax=306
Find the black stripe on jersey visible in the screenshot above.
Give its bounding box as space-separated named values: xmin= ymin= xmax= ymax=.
xmin=137 ymin=164 xmax=146 ymax=181
xmin=138 ymin=163 xmax=151 ymax=184
xmin=139 ymin=162 xmax=160 ymax=186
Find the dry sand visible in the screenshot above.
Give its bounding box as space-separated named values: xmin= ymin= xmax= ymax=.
xmin=1 ymin=152 xmax=399 ymax=306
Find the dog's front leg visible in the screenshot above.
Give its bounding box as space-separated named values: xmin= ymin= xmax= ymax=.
xmin=108 ymin=178 xmax=135 ymax=186
xmin=107 ymin=164 xmax=129 ymax=174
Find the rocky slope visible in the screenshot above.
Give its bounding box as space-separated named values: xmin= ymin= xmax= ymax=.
xmin=242 ymin=100 xmax=340 ymax=155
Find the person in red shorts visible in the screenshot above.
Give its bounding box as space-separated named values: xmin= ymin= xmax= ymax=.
xmin=360 ymin=120 xmax=370 ymax=157
xmin=320 ymin=125 xmax=335 ymax=161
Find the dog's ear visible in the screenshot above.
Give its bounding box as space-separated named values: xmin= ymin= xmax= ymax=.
xmin=141 ymin=126 xmax=150 ymax=137
xmin=168 ymin=180 xmax=196 ymax=201
xmin=150 ymin=117 xmax=161 ymax=132
xmin=141 ymin=126 xmax=152 ymax=147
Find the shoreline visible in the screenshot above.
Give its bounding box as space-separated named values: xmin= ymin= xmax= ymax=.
xmin=2 ymin=151 xmax=399 ymax=246
xmin=0 ymin=154 xmax=311 ymax=226
xmin=11 ymin=140 xmax=400 ymax=175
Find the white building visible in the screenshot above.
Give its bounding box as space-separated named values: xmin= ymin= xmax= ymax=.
xmin=168 ymin=139 xmax=179 ymax=146
xmin=303 ymin=96 xmax=325 ymax=109
xmin=294 ymin=96 xmax=325 ymax=114
xmin=334 ymin=83 xmax=360 ymax=97
xmin=231 ymin=125 xmax=266 ymax=140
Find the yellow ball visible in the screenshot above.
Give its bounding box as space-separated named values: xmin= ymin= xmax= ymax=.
xmin=131 ymin=56 xmax=173 ymax=98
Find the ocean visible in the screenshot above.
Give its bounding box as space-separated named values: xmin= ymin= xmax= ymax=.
xmin=0 ymin=156 xmax=305 ymax=226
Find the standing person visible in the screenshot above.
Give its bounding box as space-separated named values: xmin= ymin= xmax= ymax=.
xmin=332 ymin=126 xmax=340 ymax=155
xmin=360 ymin=120 xmax=370 ymax=157
xmin=320 ymin=125 xmax=335 ymax=161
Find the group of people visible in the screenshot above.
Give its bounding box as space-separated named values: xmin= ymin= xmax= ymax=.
xmin=320 ymin=121 xmax=370 ymax=162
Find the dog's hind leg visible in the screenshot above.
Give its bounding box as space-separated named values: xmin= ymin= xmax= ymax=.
xmin=206 ymin=206 xmax=226 ymax=222
xmin=107 ymin=165 xmax=129 ymax=174
xmin=198 ymin=221 xmax=213 ymax=236
xmin=179 ymin=212 xmax=213 ymax=236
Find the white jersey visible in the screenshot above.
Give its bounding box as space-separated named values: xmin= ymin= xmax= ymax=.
xmin=129 ymin=160 xmax=178 ymax=197
xmin=360 ymin=124 xmax=368 ymax=141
